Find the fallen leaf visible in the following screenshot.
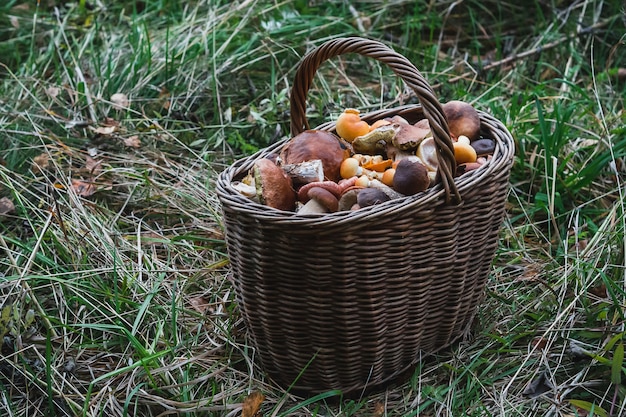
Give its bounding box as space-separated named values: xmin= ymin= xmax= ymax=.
xmin=110 ymin=93 xmax=129 ymax=110
xmin=92 ymin=125 xmax=117 ymax=135
xmin=241 ymin=391 xmax=264 ymax=417
xmin=189 ymin=296 xmax=211 ymax=314
xmin=85 ymin=156 xmax=102 ymax=175
xmin=522 ymin=372 xmax=553 ymax=398
xmin=71 ymin=179 xmax=97 ymax=197
xmin=46 ymin=86 xmax=60 ymax=98
xmin=32 ymin=153 xmax=50 ymax=174
xmin=0 ymin=197 xmax=15 ymax=215
xmin=372 ymin=401 xmax=385 ymax=417
xmin=102 ymin=117 xmax=120 ymax=127
xmin=123 ymin=135 xmax=141 ymax=148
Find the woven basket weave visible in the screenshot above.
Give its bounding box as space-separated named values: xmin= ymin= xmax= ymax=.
xmin=216 ymin=37 xmax=515 ymax=395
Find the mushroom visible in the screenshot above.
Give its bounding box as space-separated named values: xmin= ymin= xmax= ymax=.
xmin=456 ymin=161 xmax=483 ymax=176
xmin=280 ymin=130 xmax=350 ymax=182
xmin=470 ymin=138 xmax=496 ymax=156
xmin=340 ymin=157 xmax=362 ymax=179
xmin=391 ymin=120 xmax=431 ymax=151
xmin=253 ymin=158 xmax=296 ymax=211
xmin=357 ymin=187 xmax=390 ymax=208
xmin=297 ymin=180 xmax=342 ymax=203
xmin=453 ymin=141 xmax=478 ymax=164
xmin=298 ymin=186 xmax=339 ymax=213
xmin=352 ymin=123 xmax=397 ymax=155
xmin=392 ymin=159 xmax=430 ymax=196
xmin=442 ymin=100 xmax=481 ymax=141
xmin=381 ymin=168 xmax=395 ymax=187
xmin=337 ymin=187 xmax=362 ymax=211
xmin=415 ymin=137 xmax=439 ymax=172
xmin=281 ymin=159 xmax=324 ymax=185
xmin=335 ymin=108 xmax=370 ymax=142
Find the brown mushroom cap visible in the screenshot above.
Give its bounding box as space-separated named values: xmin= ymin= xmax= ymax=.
xmin=442 ymin=100 xmax=481 ymax=141
xmin=357 ymin=187 xmax=390 ymax=208
xmin=391 ymin=120 xmax=431 ymax=151
xmin=280 ymin=130 xmax=350 ymax=182
xmin=253 ymin=158 xmax=296 ymax=211
xmin=307 ymin=186 xmax=339 ymax=212
xmin=392 ymin=159 xmax=430 ymax=195
xmin=470 ymin=138 xmax=496 ymax=156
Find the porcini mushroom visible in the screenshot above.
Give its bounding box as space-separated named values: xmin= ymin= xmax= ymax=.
xmin=415 ymin=137 xmax=439 ymax=172
xmin=280 ymin=130 xmax=350 ymax=182
xmin=470 ymin=138 xmax=496 ymax=156
xmin=442 ymin=100 xmax=481 ymax=141
xmin=253 ymin=158 xmax=296 ymax=211
xmin=305 ymin=186 xmax=339 ymax=213
xmin=352 ymin=123 xmax=397 ymax=155
xmin=391 ymin=120 xmax=431 ymax=151
xmin=392 ymin=159 xmax=430 ymax=195
xmin=357 ymin=188 xmax=390 ymax=208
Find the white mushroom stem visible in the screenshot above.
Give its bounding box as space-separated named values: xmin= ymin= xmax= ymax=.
xmin=282 ymin=159 xmax=324 ymax=184
xmin=231 ymin=181 xmax=257 ymax=199
xmin=297 ymin=198 xmax=329 ymax=214
xmin=368 ymin=179 xmax=405 ymax=200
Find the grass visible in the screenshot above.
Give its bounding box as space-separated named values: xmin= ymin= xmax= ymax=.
xmin=0 ymin=0 xmax=625 ymax=415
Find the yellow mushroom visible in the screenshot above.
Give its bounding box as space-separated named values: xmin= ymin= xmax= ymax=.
xmin=453 ymin=141 xmax=478 ymax=164
xmin=335 ymin=108 xmax=370 ymax=142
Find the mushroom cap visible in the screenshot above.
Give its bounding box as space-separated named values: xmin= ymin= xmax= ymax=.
xmin=453 ymin=141 xmax=478 ymax=164
xmin=416 ymin=137 xmax=439 ymax=171
xmin=280 ymin=130 xmax=350 ymax=182
xmin=337 ymin=187 xmax=362 ymax=211
xmin=442 ymin=100 xmax=481 ymax=141
xmin=392 ymin=159 xmax=430 ymax=195
xmin=253 ymin=158 xmax=296 ymax=211
xmin=335 ymin=108 xmax=371 ymax=142
xmin=340 ymin=157 xmax=361 ymax=179
xmin=307 ymin=186 xmax=339 ymax=212
xmin=391 ymin=121 xmax=431 ymax=150
xmin=357 ymin=187 xmax=390 ymax=208
xmin=470 ymin=138 xmax=496 ymax=156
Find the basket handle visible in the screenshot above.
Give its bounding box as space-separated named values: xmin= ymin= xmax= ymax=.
xmin=289 ymin=36 xmax=460 ymax=204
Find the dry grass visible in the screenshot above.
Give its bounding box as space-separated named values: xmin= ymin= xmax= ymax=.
xmin=1 ymin=0 xmax=625 ymax=416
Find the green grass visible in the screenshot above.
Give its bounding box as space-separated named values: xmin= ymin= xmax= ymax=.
xmin=1 ymin=0 xmax=625 ymax=416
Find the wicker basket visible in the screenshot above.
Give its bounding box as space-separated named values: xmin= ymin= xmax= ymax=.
xmin=216 ymin=37 xmax=515 ymax=395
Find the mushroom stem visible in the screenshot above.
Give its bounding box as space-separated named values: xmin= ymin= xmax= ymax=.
xmin=297 ymin=198 xmax=330 ymax=214
xmin=282 ymin=159 xmax=324 ymax=184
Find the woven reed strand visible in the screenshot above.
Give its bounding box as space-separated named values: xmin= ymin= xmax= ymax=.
xmin=216 ymin=37 xmax=515 ymax=395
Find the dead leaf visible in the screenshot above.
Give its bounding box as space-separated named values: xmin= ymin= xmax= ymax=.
xmin=241 ymin=391 xmax=264 ymax=417
xmin=71 ymin=179 xmax=97 ymax=197
xmin=123 ymin=135 xmax=141 ymax=148
xmin=92 ymin=125 xmax=117 ymax=135
xmin=0 ymin=197 xmax=15 ymax=215
xmin=46 ymin=86 xmax=60 ymax=98
xmin=189 ymin=296 xmax=211 ymax=314
xmin=110 ymin=93 xmax=129 ymax=110
xmin=372 ymin=401 xmax=385 ymax=417
xmin=522 ymin=372 xmax=553 ymax=398
xmin=85 ymin=156 xmax=102 ymax=175
xmin=32 ymin=153 xmax=50 ymax=174
xmin=102 ymin=117 xmax=120 ymax=127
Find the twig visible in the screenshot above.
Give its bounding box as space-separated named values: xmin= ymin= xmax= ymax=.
xmin=431 ymin=16 xmax=619 ymax=89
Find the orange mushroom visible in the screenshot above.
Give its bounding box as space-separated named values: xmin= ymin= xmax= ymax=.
xmin=335 ymin=108 xmax=370 ymax=142
xmin=453 ymin=141 xmax=478 ymax=164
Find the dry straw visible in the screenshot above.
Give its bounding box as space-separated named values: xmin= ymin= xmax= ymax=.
xmin=217 ymin=37 xmax=515 ymax=395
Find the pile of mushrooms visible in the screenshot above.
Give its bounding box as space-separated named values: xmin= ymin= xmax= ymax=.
xmin=231 ymin=100 xmax=496 ymax=214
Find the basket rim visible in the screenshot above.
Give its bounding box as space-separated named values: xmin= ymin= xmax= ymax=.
xmin=217 ymin=105 xmax=515 ymax=226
